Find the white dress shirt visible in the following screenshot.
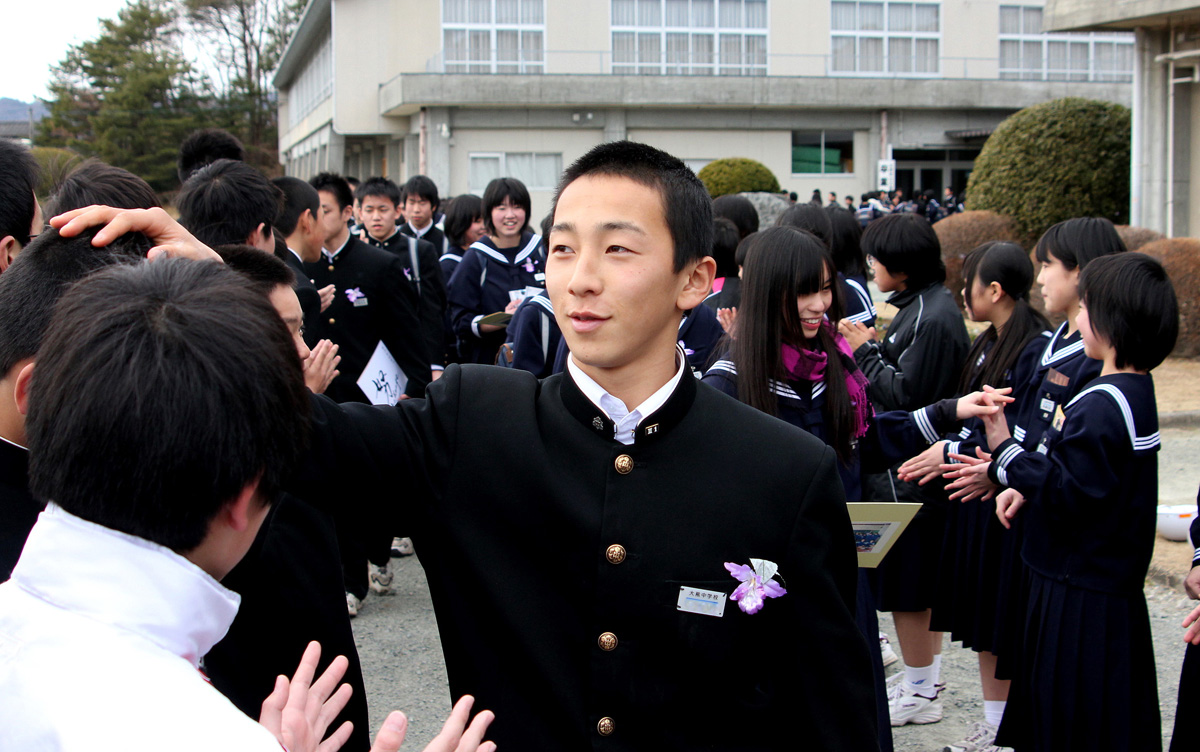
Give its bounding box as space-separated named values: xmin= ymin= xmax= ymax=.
xmin=0 ymin=505 xmax=281 ymax=751
xmin=567 ymin=345 xmax=687 ymax=445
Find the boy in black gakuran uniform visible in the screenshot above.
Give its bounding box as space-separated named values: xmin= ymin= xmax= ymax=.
xmin=292 ymin=142 xmax=877 ymax=749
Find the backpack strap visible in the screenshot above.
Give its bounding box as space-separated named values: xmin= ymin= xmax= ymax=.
xmin=406 ymin=236 xmax=422 ymax=293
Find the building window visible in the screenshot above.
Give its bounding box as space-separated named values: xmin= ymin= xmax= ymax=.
xmin=611 ymin=0 xmax=768 ymax=76
xmin=998 ymin=6 xmax=1133 ymax=82
xmin=792 ymin=131 xmax=855 ymax=174
xmin=469 ymin=152 xmax=563 ymax=193
xmin=830 ymin=1 xmax=940 ymax=76
xmin=289 ymin=35 xmax=333 ymax=128
xmin=443 ymin=0 xmax=545 ymax=74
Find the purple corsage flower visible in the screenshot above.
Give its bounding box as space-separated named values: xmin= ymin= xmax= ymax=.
xmin=724 ymin=558 xmax=787 ymax=615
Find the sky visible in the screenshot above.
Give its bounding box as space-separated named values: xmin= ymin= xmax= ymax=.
xmin=4 ymin=0 xmax=157 ymax=103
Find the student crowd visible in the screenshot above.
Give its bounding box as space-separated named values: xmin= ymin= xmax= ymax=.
xmin=0 ymin=129 xmax=1191 ymax=752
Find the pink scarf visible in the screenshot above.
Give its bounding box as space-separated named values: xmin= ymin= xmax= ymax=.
xmin=781 ymin=325 xmax=873 ymax=439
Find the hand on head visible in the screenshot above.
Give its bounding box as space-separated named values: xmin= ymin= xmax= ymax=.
xmin=50 ymin=205 xmax=221 ymax=263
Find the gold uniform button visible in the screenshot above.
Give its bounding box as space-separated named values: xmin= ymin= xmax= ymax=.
xmin=328 ymin=318 xmax=336 ymax=324
xmin=327 ymin=264 xmax=335 ymax=271
xmin=597 ymin=717 xmax=615 ymax=736
xmin=605 ymin=544 xmax=626 ymax=564
xmin=598 ymin=632 xmax=617 ymax=651
xmin=614 ymin=454 xmax=633 ymax=474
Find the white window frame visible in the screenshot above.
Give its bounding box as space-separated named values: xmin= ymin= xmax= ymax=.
xmin=610 ymin=0 xmax=769 ymax=77
xmin=829 ymin=1 xmax=941 ymax=78
xmin=791 ymin=130 xmax=857 ymax=176
xmin=289 ymin=35 xmax=333 ymax=128
xmin=442 ymin=0 xmax=546 ymax=74
xmin=468 ymin=151 xmax=563 ymax=193
xmin=998 ymin=5 xmax=1133 ymax=83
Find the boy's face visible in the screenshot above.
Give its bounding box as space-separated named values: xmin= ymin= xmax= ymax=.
xmin=405 ymin=194 xmax=434 ymax=230
xmin=547 ymin=174 xmax=708 ymax=378
xmin=269 ymin=284 xmax=310 ymax=362
xmin=360 ymin=195 xmax=401 ymax=241
xmin=316 ymin=190 xmax=352 ymax=247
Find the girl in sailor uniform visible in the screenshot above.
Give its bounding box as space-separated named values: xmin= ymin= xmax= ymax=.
xmin=895 ymin=241 xmax=1050 ymax=750
xmin=446 ymin=177 xmax=544 ymax=365
xmin=976 ymin=253 xmax=1178 ymax=751
xmin=701 ymin=226 xmax=1007 ymax=751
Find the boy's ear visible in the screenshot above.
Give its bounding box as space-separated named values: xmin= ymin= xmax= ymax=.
xmin=13 ymin=361 xmax=35 ymax=416
xmin=677 ymin=256 xmax=717 ymax=312
xmin=224 ymin=477 xmax=265 ymax=532
xmin=0 ymin=236 xmax=20 ymax=272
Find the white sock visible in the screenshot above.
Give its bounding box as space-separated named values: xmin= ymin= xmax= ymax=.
xmin=983 ymin=700 xmax=1006 ymax=727
xmin=905 ymin=663 xmax=937 ymax=697
xmin=931 ymin=654 xmax=942 ymax=686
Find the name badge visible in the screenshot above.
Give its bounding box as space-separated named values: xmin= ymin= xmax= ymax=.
xmin=534 ymin=272 xmax=546 ymax=282
xmin=1039 ymin=397 xmax=1055 ymax=415
xmin=1051 ymin=405 xmax=1066 ymax=432
xmin=676 ymin=586 xmax=727 ymax=617
xmin=353 ymin=298 xmax=369 ymax=307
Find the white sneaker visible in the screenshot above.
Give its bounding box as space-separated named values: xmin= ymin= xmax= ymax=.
xmin=879 ymin=632 xmax=899 ymax=667
xmin=368 ymin=561 xmax=394 ymax=595
xmin=888 ymin=683 xmax=943 ymax=727
xmin=391 ymin=536 xmax=414 ymax=557
xmin=943 ymin=720 xmax=999 ymax=752
xmin=346 ymin=591 xmax=362 ymax=618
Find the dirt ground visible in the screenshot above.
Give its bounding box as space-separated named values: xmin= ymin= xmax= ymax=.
xmin=1156 ymin=358 xmax=1200 ymax=413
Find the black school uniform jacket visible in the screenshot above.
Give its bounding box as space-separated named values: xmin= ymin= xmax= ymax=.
xmin=852 ymin=282 xmax=970 ymax=413
xmin=447 ymin=232 xmax=545 ymax=364
xmin=292 ymin=364 xmax=878 ymax=751
xmin=304 ymin=236 xmax=429 ymax=401
xmin=364 ymin=229 xmax=446 ymax=369
xmin=278 ymin=247 xmax=322 ymax=344
xmin=988 ymin=373 xmax=1159 ymax=594
xmin=0 ymin=439 xmax=39 ymax=583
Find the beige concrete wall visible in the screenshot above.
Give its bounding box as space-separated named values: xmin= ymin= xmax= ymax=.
xmin=448 ymin=128 xmax=605 ymax=219
xmin=281 ymin=98 xmax=335 ymax=153
xmin=769 ymin=0 xmax=829 ymax=76
xmin=332 ymin=0 xmax=436 ymax=135
xmin=942 ymin=0 xmax=1002 ymax=79
xmin=546 ymin=0 xmax=608 ymax=73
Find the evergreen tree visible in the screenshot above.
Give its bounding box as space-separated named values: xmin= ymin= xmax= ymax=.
xmin=38 ymin=0 xmax=207 ymax=192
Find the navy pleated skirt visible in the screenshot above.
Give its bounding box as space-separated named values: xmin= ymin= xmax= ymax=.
xmin=995 ymin=570 xmax=1161 ymax=751
xmin=930 ymin=495 xmax=1026 ymax=662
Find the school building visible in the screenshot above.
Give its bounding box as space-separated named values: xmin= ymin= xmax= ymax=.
xmin=1046 ymin=0 xmax=1200 ymax=238
xmin=273 ymin=0 xmax=1132 ymax=219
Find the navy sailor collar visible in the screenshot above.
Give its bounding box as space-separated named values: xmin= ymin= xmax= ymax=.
xmin=470 ymin=232 xmax=542 ymax=266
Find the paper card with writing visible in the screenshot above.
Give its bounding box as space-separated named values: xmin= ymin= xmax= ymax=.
xmin=357 ymin=341 xmax=408 ymax=406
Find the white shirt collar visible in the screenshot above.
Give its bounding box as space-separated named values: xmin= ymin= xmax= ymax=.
xmin=567 ymin=346 xmax=687 ymax=445
xmin=285 ymin=247 xmax=304 ymax=265
xmin=407 ymin=221 xmax=431 ymax=238
xmin=10 ymin=505 xmax=241 ymax=668
xmin=323 ymin=234 xmax=351 ymax=261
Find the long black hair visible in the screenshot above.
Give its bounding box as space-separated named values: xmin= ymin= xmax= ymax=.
xmin=826 ymin=206 xmax=867 ymax=278
xmin=958 ymin=241 xmax=1051 ymax=394
xmin=733 ymin=226 xmax=857 ymax=463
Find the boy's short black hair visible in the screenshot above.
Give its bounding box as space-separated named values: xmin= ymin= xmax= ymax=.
xmin=1034 ymin=216 xmax=1127 ymax=270
xmin=712 ymin=217 xmax=740 ymax=278
xmin=775 ymin=203 xmax=833 ymax=249
xmin=273 ymin=177 xmax=320 ymax=237
xmin=355 ymin=177 xmax=402 ymax=207
xmin=27 ymin=259 xmax=310 ymax=553
xmin=177 ymin=159 xmax=283 ymax=249
xmin=403 ymin=175 xmax=440 ymax=207
xmin=483 ymin=177 xmax=532 ymax=237
xmin=0 ymin=139 xmax=39 ymax=246
xmin=444 ymin=194 xmax=483 ymax=248
xmin=0 ymin=227 xmax=149 ymax=375
xmin=1079 ymin=252 xmax=1178 ymax=372
xmin=215 ymin=244 xmax=296 ymax=293
xmin=310 ymin=172 xmax=353 ymax=211
xmin=47 ymin=159 xmax=160 ymax=216
xmin=860 ymin=213 xmax=946 ymax=289
xmin=554 ymin=141 xmax=712 ymax=272
xmin=712 ymin=194 xmax=759 ymax=239
xmin=178 ymin=128 xmax=245 ymax=183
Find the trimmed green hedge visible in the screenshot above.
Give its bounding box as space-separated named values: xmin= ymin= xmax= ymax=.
xmin=698 ymin=158 xmax=780 ymax=198
xmin=966 ymin=97 xmax=1130 ymax=245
